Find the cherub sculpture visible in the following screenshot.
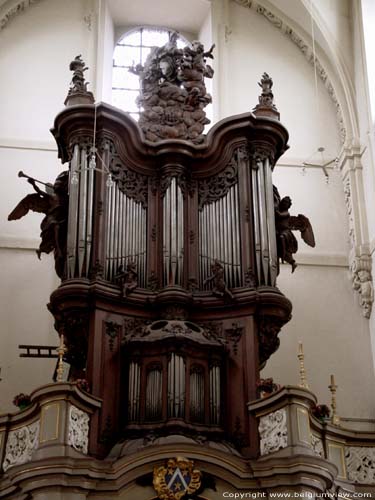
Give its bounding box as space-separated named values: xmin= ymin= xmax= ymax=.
xmin=115 ymin=261 xmax=138 ymax=297
xmin=274 ymin=190 xmax=315 ymax=273
xmin=8 ymin=170 xmax=69 ymax=278
xmin=204 ymin=259 xmax=233 ymax=299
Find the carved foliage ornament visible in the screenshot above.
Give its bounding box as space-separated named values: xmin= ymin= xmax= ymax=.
xmin=98 ymin=138 xmax=148 ymax=208
xmin=198 ymin=147 xmax=244 ymax=210
xmin=0 ymin=0 xmax=42 ymax=31
xmin=68 ymin=405 xmax=89 ymax=454
xmin=153 ymin=456 xmax=202 ymax=500
xmin=259 ymin=408 xmax=288 ymax=455
xmin=345 ymin=447 xmax=375 ymax=484
xmin=3 ymin=421 xmax=40 ymax=471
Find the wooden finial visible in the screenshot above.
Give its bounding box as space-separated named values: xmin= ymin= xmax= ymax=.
xmin=56 ymin=335 xmax=66 ymax=383
xmin=329 ymin=373 xmax=340 ymax=426
xmin=297 ymin=342 xmax=309 ymax=388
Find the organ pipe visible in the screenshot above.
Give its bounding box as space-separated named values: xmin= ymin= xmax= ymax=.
xmin=168 ymin=353 xmax=185 ymax=418
xmin=163 ymin=178 xmax=184 ymax=286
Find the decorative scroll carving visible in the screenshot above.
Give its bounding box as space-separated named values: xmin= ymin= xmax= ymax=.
xmin=64 ymin=55 xmax=94 ymax=106
xmin=99 ymin=138 xmax=148 ymax=208
xmin=3 ymin=421 xmax=40 ymax=471
xmin=198 ymin=153 xmax=238 ymax=210
xmin=105 ymin=321 xmax=122 ymax=351
xmin=131 ymin=33 xmax=214 ymax=144
xmin=259 ymin=408 xmax=288 ymax=455
xmin=224 ymin=323 xmax=244 ymax=355
xmin=345 ymin=447 xmax=375 ymax=484
xmin=200 ymin=321 xmax=224 ymax=342
xmin=148 ymin=271 xmax=160 ymax=291
xmin=233 ymin=0 xmax=346 ymax=143
xmin=311 ymin=434 xmax=324 ymax=457
xmin=258 ymin=316 xmax=285 ymax=366
xmin=68 ymin=405 xmax=89 ymax=454
xmin=123 ymin=317 xmax=149 ymax=340
xmin=8 ymin=170 xmax=69 ymax=279
xmin=244 ymin=268 xmax=257 ymax=288
xmin=0 ymin=0 xmax=42 ymax=31
xmin=50 ymin=307 xmax=89 ymax=374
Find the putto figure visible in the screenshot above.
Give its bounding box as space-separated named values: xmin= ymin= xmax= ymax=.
xmin=130 ymin=33 xmax=214 ymax=144
xmin=8 ymin=170 xmax=69 ymax=278
xmin=274 ymin=189 xmax=315 ymax=272
xmin=204 ymin=259 xmax=233 ymax=299
xmin=115 ymin=261 xmax=138 ymax=297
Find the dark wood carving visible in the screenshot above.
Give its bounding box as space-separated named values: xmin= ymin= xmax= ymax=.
xmin=274 ymin=187 xmax=315 ymax=272
xmin=8 ymin=170 xmax=69 ymax=278
xmin=131 ymin=33 xmax=214 ymax=143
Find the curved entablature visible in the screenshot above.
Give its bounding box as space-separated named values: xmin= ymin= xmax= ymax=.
xmin=51 ymin=102 xmax=289 ymax=174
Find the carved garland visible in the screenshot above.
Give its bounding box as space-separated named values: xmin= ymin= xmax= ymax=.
xmin=233 ymin=0 xmax=346 ymax=143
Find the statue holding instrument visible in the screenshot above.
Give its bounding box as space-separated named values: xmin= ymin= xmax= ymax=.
xmin=8 ymin=170 xmax=69 ymax=278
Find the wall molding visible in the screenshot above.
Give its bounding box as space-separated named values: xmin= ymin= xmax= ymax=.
xmin=233 ymin=0 xmax=346 ymax=144
xmin=0 ymin=0 xmax=42 ymax=31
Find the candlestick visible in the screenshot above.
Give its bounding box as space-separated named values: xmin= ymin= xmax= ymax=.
xmin=297 ymin=342 xmax=309 ymax=389
xmin=329 ymin=373 xmax=340 ymax=426
xmin=56 ymin=335 xmax=66 ymax=383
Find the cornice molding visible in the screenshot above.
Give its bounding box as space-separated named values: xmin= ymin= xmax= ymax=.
xmin=0 ymin=0 xmax=42 ymax=31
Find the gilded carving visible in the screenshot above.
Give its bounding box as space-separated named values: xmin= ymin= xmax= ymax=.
xmin=153 ymin=457 xmax=202 ymax=500
xmin=259 ymin=408 xmax=288 ymax=455
xmin=345 ymin=447 xmax=375 ymax=484
xmin=3 ymin=421 xmax=40 ymax=471
xmin=68 ymin=405 xmax=89 ymax=454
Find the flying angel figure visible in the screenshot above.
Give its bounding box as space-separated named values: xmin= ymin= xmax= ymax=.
xmin=8 ymin=171 xmax=69 ymax=278
xmin=275 ymin=194 xmax=315 ymax=273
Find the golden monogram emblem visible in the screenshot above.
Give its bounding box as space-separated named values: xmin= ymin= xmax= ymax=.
xmin=153 ymin=456 xmax=202 ymax=500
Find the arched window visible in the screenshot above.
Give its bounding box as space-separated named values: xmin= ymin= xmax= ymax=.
xmin=112 ymin=27 xmax=188 ymax=120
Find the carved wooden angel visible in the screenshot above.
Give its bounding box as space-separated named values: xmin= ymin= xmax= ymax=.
xmin=8 ymin=171 xmax=69 ymax=278
xmin=274 ymin=193 xmax=315 ymax=273
xmin=204 ymin=259 xmax=233 ymax=299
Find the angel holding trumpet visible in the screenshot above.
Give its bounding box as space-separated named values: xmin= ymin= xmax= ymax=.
xmin=8 ymin=170 xmax=69 ymax=278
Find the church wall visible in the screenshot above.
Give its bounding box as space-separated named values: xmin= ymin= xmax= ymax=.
xmin=0 ymin=0 xmax=95 ymax=412
xmin=0 ymin=0 xmax=374 ymax=421
xmin=215 ymin=2 xmax=375 ymax=418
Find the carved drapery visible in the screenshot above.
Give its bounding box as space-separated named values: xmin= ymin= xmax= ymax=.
xmin=345 ymin=446 xmax=375 ymax=484
xmin=68 ymin=405 xmax=89 ymax=454
xmin=259 ymin=408 xmax=287 ymax=455
xmin=3 ymin=421 xmax=40 ymax=471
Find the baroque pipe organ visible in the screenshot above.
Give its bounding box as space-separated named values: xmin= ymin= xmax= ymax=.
xmin=49 ymin=98 xmax=291 ymax=458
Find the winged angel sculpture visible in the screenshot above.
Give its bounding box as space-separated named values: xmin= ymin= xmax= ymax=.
xmin=8 ymin=171 xmax=69 ymax=278
xmin=274 ymin=188 xmax=315 ymax=272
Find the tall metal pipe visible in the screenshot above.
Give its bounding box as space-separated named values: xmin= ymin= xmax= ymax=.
xmin=67 ymin=144 xmax=80 ymax=278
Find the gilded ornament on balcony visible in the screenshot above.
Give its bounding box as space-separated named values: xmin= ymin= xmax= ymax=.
xmin=153 ymin=456 xmax=201 ymax=500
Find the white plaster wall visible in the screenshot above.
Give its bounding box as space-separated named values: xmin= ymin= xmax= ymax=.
xmin=220 ymin=3 xmax=375 ymax=418
xmin=0 ymin=0 xmax=94 ymax=412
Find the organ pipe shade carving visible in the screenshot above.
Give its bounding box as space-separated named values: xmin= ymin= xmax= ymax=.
xmin=105 ymin=182 xmax=147 ymax=285
xmin=168 ymin=353 xmax=185 ymax=418
xmin=145 ymin=367 xmax=163 ymax=421
xmin=128 ymin=361 xmax=141 ymax=422
xmin=163 ymin=178 xmax=184 ymax=286
xmin=190 ymin=366 xmax=205 ymax=423
xmin=199 ymin=183 xmax=242 ymax=289
xmin=209 ymin=365 xmax=221 ymax=425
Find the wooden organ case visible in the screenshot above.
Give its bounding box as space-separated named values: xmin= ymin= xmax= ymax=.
xmin=49 ymin=78 xmax=292 ymax=459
